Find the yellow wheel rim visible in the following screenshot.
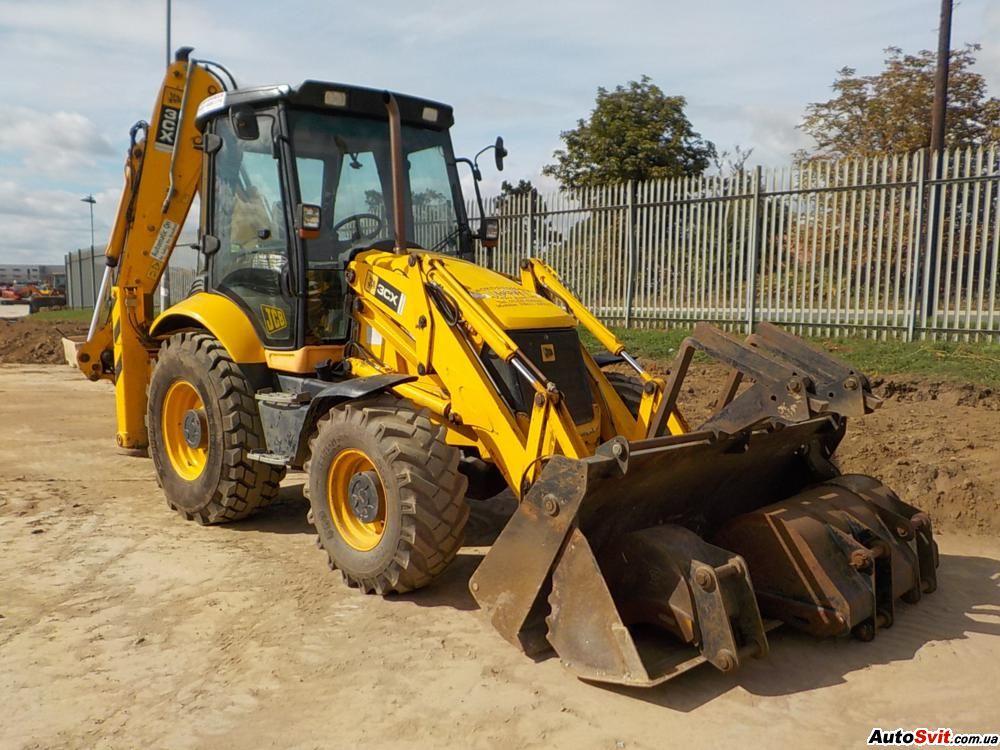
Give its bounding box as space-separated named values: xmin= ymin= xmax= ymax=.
xmin=327 ymin=449 xmax=386 ymax=551
xmin=161 ymin=379 xmax=208 ymax=481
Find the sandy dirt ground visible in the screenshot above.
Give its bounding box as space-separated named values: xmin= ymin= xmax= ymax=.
xmin=2 ymin=364 xmax=1000 ymax=750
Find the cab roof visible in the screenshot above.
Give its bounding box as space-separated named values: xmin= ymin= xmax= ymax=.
xmin=195 ymin=80 xmax=455 ymax=131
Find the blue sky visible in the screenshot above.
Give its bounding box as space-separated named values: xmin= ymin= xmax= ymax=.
xmin=1 ymin=0 xmax=998 ymax=264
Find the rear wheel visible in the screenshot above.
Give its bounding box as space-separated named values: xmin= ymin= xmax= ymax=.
xmin=305 ymin=395 xmax=469 ymax=594
xmin=147 ymin=332 xmax=284 ymax=523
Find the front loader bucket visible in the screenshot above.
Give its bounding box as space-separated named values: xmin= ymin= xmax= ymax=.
xmin=469 ymin=324 xmax=939 ymax=687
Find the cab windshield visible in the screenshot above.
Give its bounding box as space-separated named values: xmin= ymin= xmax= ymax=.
xmin=290 ymin=109 xmax=469 ymax=262
xmin=287 ymin=109 xmax=469 ymax=343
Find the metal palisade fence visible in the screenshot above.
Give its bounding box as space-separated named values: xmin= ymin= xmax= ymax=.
xmin=65 ymin=242 xmax=200 ymax=313
xmin=472 ymin=144 xmax=1000 ymax=341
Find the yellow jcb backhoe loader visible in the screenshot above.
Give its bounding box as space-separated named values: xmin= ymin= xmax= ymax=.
xmin=76 ymin=48 xmax=938 ymax=687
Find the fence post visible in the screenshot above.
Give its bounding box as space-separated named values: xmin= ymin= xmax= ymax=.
xmin=527 ymin=193 xmax=535 ymax=257
xmin=624 ymin=180 xmax=637 ymax=327
xmin=78 ymin=250 xmax=84 ymax=308
xmin=745 ymin=165 xmax=763 ymax=334
xmin=905 ymin=150 xmax=926 ymax=342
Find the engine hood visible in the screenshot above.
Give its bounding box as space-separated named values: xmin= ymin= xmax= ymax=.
xmin=434 ymin=256 xmax=576 ymax=330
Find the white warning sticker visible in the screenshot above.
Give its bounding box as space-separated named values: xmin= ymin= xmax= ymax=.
xmin=150 ymin=219 xmax=179 ymax=261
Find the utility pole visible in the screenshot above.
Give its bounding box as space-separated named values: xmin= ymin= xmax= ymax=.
xmin=929 ymin=0 xmax=952 ymax=156
xmin=166 ymin=0 xmax=172 ymax=67
xmin=924 ymin=0 xmax=953 ymax=324
xmin=159 ymin=0 xmax=173 ymax=313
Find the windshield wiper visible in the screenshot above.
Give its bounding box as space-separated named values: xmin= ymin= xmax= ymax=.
xmin=431 ymin=225 xmax=470 ymax=253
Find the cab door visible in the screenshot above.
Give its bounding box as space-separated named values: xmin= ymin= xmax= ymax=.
xmin=205 ymin=110 xmax=297 ymax=348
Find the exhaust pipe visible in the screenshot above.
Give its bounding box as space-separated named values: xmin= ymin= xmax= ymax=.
xmin=383 ymin=92 xmax=407 ymax=254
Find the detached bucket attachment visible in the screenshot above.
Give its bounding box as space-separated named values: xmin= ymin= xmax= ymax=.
xmin=469 ymin=324 xmax=939 ymax=687
xmin=715 ymin=475 xmax=938 ymax=641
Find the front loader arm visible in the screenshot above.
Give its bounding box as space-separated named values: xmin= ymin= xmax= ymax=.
xmin=345 ymin=253 xmax=592 ymax=495
xmin=518 ymin=258 xmax=689 ymax=437
xmin=76 ymin=51 xmax=223 ymax=449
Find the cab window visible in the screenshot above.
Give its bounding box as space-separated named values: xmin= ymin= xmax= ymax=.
xmin=210 ymin=114 xmax=295 ymax=346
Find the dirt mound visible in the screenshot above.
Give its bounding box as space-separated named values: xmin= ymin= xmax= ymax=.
xmin=837 ymin=376 xmax=1000 ymax=534
xmin=0 ymin=318 xmax=87 ymax=365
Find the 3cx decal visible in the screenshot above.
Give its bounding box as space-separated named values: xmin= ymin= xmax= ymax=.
xmin=154 ymin=86 xmax=184 ymax=153
xmin=368 ymin=273 xmax=406 ymax=315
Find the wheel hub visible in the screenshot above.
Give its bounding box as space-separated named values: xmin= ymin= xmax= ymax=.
xmin=348 ymin=471 xmax=381 ymax=523
xmin=182 ymin=409 xmax=206 ymax=448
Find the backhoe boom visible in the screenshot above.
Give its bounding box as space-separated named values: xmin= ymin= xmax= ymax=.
xmin=77 ymin=50 xmax=223 ymax=449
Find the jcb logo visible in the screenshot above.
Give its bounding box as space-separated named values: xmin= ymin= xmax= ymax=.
xmin=261 ymin=304 xmax=288 ymax=335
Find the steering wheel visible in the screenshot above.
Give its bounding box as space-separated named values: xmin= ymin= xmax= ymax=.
xmin=332 ymin=213 xmax=385 ymax=242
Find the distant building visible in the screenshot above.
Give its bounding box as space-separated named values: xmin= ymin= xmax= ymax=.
xmin=0 ymin=264 xmax=66 ymax=288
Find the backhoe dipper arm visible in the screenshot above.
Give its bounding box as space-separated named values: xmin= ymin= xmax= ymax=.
xmin=76 ymin=49 xmax=223 ymax=449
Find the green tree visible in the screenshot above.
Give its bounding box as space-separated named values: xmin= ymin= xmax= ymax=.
xmin=542 ymin=76 xmax=715 ymax=189
xmin=799 ymin=44 xmax=1000 ymax=159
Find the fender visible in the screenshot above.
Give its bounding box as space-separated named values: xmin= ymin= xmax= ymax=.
xmin=256 ymin=373 xmax=419 ymax=466
xmin=149 ymin=291 xmax=265 ymax=364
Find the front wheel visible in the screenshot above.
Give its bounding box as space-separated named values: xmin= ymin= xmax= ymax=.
xmin=305 ymin=395 xmax=469 ymax=594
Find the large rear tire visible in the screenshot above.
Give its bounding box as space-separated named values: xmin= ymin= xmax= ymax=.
xmin=147 ymin=332 xmax=284 ymax=524
xmin=305 ymin=395 xmax=469 ymax=594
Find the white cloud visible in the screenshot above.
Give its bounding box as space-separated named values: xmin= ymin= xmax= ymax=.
xmin=0 ymin=108 xmax=115 ymax=176
xmin=0 ymin=181 xmax=121 ymax=263
xmin=978 ymin=5 xmax=1000 ymax=93
xmin=1 ymin=0 xmax=999 ymax=264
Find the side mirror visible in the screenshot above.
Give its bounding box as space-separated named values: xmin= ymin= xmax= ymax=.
xmin=494 ymin=137 xmax=507 ymax=171
xmin=231 ymin=105 xmax=260 ymax=141
xmin=480 ymin=217 xmax=499 ymax=249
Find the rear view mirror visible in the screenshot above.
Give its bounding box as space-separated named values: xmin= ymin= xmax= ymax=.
xmin=494 ymin=137 xmax=507 ymax=171
xmin=231 ymin=105 xmax=260 ymax=140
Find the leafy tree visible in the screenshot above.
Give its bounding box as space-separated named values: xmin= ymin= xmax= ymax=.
xmin=365 ymin=188 xmax=448 ymax=211
xmin=799 ymin=45 xmax=1000 ymax=159
xmin=712 ymin=145 xmax=754 ymax=177
xmin=543 ymin=76 xmax=716 ymax=189
xmin=365 ymin=189 xmax=384 ymax=213
xmin=499 ymin=179 xmax=537 ymax=198
xmin=413 ymin=189 xmax=448 ymax=209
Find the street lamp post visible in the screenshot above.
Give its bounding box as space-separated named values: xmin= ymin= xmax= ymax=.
xmin=81 ymin=195 xmax=97 ymax=305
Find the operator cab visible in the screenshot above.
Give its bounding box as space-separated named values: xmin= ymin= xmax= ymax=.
xmin=195 ymin=82 xmax=474 ymax=351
